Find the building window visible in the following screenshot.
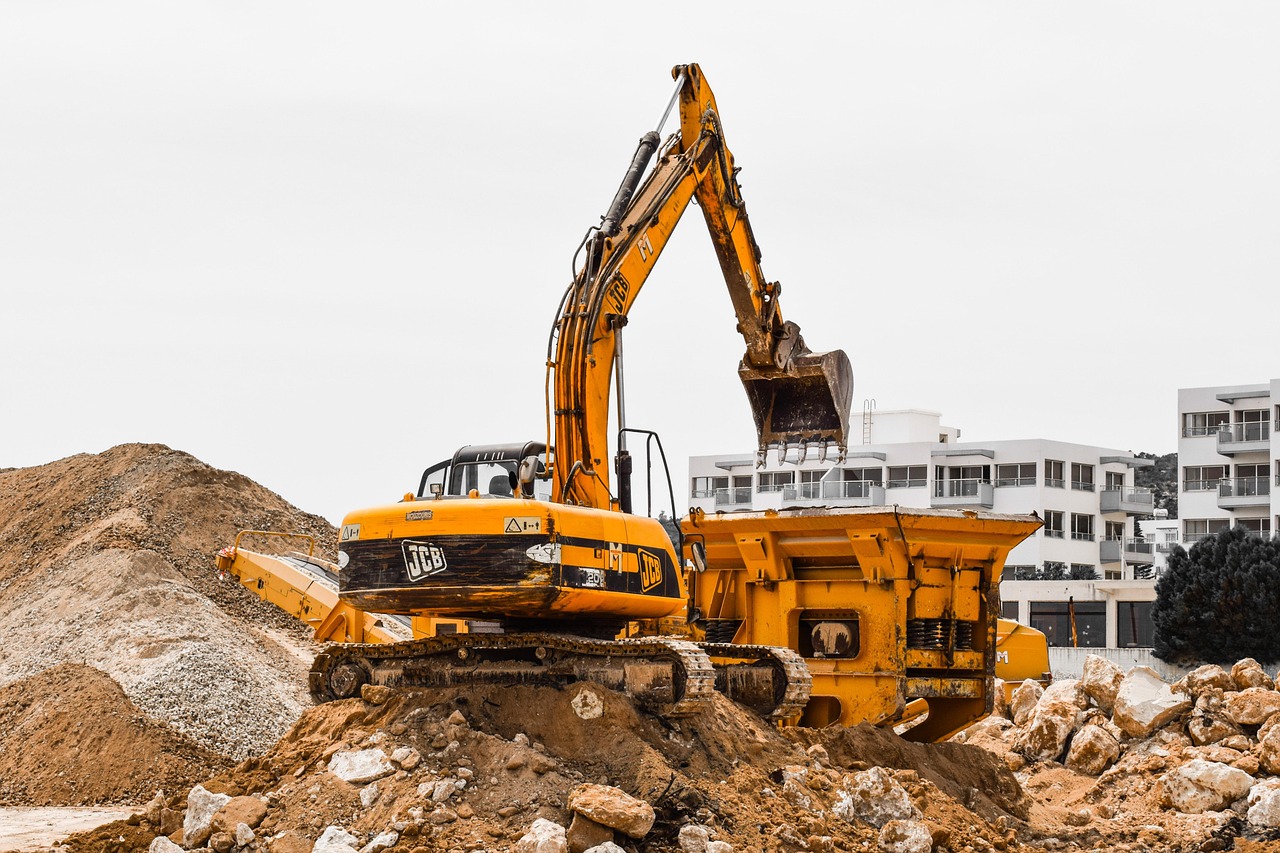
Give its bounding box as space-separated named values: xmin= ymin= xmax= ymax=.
xmin=1029 ymin=601 xmax=1106 ymax=648
xmin=1044 ymin=510 xmax=1065 ymax=538
xmin=757 ymin=471 xmax=794 ymax=493
xmin=1041 ymin=561 xmax=1067 ymax=580
xmin=794 ymin=469 xmax=824 ymax=499
xmin=1071 ymin=513 xmax=1095 ymax=542
xmin=1104 ymin=569 xmax=1123 ymax=580
xmin=692 ymin=476 xmax=727 ymax=498
xmin=1045 ymin=460 xmax=1065 ymax=489
xmin=995 ymin=463 xmax=1036 ymax=487
xmin=1233 ymin=464 xmax=1269 ymax=497
xmin=1001 ymin=601 xmax=1021 ymax=621
xmin=1238 ymin=409 xmax=1269 ymax=441
xmin=1183 ymin=411 xmax=1230 ymax=437
xmin=1118 ymin=601 xmax=1154 ymax=648
xmin=1183 ymin=466 xmax=1227 ymax=492
xmin=936 ymin=465 xmax=990 ymax=497
xmin=1071 ymin=463 xmax=1095 ymax=492
xmin=1236 ymin=518 xmax=1271 ymax=537
xmin=886 ymin=465 xmax=926 ymax=488
xmin=1070 ymin=563 xmax=1098 ymax=580
xmin=1001 ymin=565 xmax=1036 ymax=581
xmin=1184 ymin=518 xmax=1229 ymax=543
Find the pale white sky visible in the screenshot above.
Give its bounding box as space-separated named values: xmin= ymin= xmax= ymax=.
xmin=3 ymin=2 xmax=1276 ymax=525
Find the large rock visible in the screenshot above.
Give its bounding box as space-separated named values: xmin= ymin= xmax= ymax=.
xmin=877 ymin=819 xmax=933 ymax=853
xmin=1081 ymin=656 xmax=1124 ymax=713
xmin=1225 ymin=688 xmax=1280 ymax=726
xmin=182 ymin=785 xmax=232 ymax=849
xmin=567 ymin=813 xmax=614 ymax=853
xmin=327 ymin=749 xmax=395 ymax=784
xmin=1182 ymin=664 xmax=1235 ymax=697
xmin=1010 ymin=679 xmax=1044 ymax=726
xmin=149 ymin=839 xmax=184 ymax=853
xmin=312 ymin=826 xmax=362 ymax=853
xmin=1247 ymin=780 xmax=1280 ymax=828
xmin=832 ymin=767 xmax=920 ymax=828
xmin=1113 ymin=667 xmax=1191 ymax=737
xmin=567 ymin=784 xmax=655 ymax=839
xmin=1160 ymin=759 xmax=1254 ymax=814
xmin=1231 ymin=659 xmax=1275 ymax=691
xmin=1258 ymin=720 xmax=1280 ymax=774
xmin=516 ymin=818 xmax=569 ymax=853
xmin=1065 ymin=724 xmax=1120 ymax=776
xmin=1188 ymin=711 xmax=1240 ymax=746
xmin=211 ymin=796 xmax=268 ymax=835
xmin=1019 ymin=691 xmax=1084 ymax=762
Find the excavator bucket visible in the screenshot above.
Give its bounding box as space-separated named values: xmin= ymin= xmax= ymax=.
xmin=740 ymin=346 xmax=853 ymax=458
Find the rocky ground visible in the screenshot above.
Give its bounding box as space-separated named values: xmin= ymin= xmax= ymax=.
xmin=5 ymin=445 xmax=1280 ymax=853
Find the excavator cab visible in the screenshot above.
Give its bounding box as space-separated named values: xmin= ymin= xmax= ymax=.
xmin=417 ymin=441 xmax=550 ymax=500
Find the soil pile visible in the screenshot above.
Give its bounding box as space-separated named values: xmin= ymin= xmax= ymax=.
xmin=0 ymin=444 xmax=336 ymax=761
xmin=0 ymin=663 xmax=227 ymax=806
xmin=61 ymin=682 xmax=1032 ymax=853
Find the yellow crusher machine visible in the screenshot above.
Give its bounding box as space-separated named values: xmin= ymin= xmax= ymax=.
xmin=269 ymin=63 xmax=1042 ymax=740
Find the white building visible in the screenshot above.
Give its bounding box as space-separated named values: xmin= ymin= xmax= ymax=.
xmin=687 ymin=409 xmax=1158 ymax=655
xmin=1177 ymin=380 xmax=1278 ymax=543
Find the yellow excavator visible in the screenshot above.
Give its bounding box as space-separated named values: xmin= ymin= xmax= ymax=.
xmin=245 ymin=63 xmax=1041 ymax=739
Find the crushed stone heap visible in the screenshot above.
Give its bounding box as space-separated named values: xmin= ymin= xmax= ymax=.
xmin=0 ymin=443 xmax=337 ymax=762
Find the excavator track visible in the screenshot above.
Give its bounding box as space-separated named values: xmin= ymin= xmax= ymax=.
xmin=699 ymin=642 xmax=813 ymax=721
xmin=309 ymin=633 xmax=716 ymax=718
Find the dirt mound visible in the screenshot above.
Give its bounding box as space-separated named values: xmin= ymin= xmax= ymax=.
xmin=63 ymin=682 xmax=1029 ymax=852
xmin=0 ymin=444 xmax=337 ymax=761
xmin=0 ymin=663 xmax=228 ymax=807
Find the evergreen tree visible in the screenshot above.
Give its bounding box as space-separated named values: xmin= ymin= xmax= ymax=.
xmin=1153 ymin=527 xmax=1280 ymax=664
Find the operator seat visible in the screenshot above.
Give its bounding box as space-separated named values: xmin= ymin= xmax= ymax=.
xmin=487 ymin=473 xmax=514 ymax=497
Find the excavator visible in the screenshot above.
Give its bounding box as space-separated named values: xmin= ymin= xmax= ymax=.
xmin=259 ymin=64 xmax=1041 ymax=739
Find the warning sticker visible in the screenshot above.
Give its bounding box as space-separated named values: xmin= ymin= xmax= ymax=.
xmin=504 ymin=517 xmax=541 ymax=534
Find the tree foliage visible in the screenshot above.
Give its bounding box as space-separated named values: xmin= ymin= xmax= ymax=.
xmin=1153 ymin=527 xmax=1280 ymax=664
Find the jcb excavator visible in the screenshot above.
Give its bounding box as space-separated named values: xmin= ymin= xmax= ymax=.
xmin=302 ymin=64 xmax=1041 ymax=739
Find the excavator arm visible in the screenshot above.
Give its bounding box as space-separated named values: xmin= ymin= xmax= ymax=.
xmin=551 ymin=63 xmax=853 ymax=509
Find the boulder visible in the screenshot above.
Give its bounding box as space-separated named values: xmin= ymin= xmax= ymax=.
xmin=312 ymin=825 xmax=362 ymax=853
xmin=516 ymin=818 xmax=569 ymax=853
xmin=678 ymin=825 xmax=712 ymax=853
xmin=182 ymin=785 xmax=231 ymax=849
xmin=1182 ymin=664 xmax=1235 ymax=697
xmin=832 ymin=767 xmax=920 ymax=828
xmin=1258 ymin=720 xmax=1280 ymax=774
xmin=567 ymin=784 xmax=655 ymax=839
xmin=1019 ymin=691 xmax=1084 ymax=762
xmin=877 ymin=819 xmax=933 ymax=853
xmin=1081 ymin=656 xmax=1124 ymax=713
xmin=1231 ymin=658 xmax=1275 ymax=691
xmin=1113 ymin=667 xmax=1191 ymax=737
xmin=567 ymin=814 xmax=614 ymax=853
xmin=149 ymin=838 xmax=184 ymax=853
xmin=358 ymin=831 xmax=399 ymax=853
xmin=1160 ymin=759 xmax=1254 ymax=814
xmin=1248 ymin=789 xmax=1280 ymax=829
xmin=1010 ymin=679 xmax=1044 ymax=726
xmin=211 ymin=796 xmax=268 ymax=835
xmin=1187 ymin=712 xmax=1240 ymax=746
xmin=327 ymin=749 xmax=395 ymax=784
xmin=1065 ymin=724 xmax=1120 ymax=776
xmin=1225 ymin=688 xmax=1280 ymax=726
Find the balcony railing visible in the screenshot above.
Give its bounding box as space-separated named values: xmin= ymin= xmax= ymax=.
xmin=714 ymin=486 xmax=753 ymax=507
xmin=931 ymin=478 xmax=994 ymax=508
xmin=1072 ymin=480 xmax=1096 ymax=492
xmin=1218 ymin=421 xmax=1271 ymax=454
xmin=1071 ymin=531 xmax=1096 ymax=542
xmin=1100 ymin=486 xmax=1155 ymax=514
xmin=783 ymin=479 xmax=885 ymax=506
xmin=1217 ymin=476 xmax=1271 ymax=508
xmin=1183 ymin=423 xmax=1229 ymax=437
xmin=1045 ymin=477 xmax=1065 ymax=488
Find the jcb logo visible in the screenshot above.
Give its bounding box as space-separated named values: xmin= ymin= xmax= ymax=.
xmin=403 ymin=540 xmax=447 ymax=582
xmin=606 ymin=275 xmax=629 ymax=314
xmin=638 ymin=549 xmax=663 ymax=592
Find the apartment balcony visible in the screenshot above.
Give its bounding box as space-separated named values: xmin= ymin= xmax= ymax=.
xmin=713 ymin=486 xmax=753 ymax=508
xmin=1100 ymin=538 xmax=1156 ymax=565
xmin=1100 ymin=486 xmax=1154 ymax=515
xmin=931 ymin=478 xmax=994 ymax=509
xmin=783 ymin=480 xmax=885 ymax=507
xmin=1217 ymin=422 xmax=1271 ymax=455
xmin=1217 ymin=476 xmax=1271 ymax=509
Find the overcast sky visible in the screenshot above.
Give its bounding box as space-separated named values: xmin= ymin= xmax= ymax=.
xmin=3 ymin=2 xmax=1276 ymax=525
